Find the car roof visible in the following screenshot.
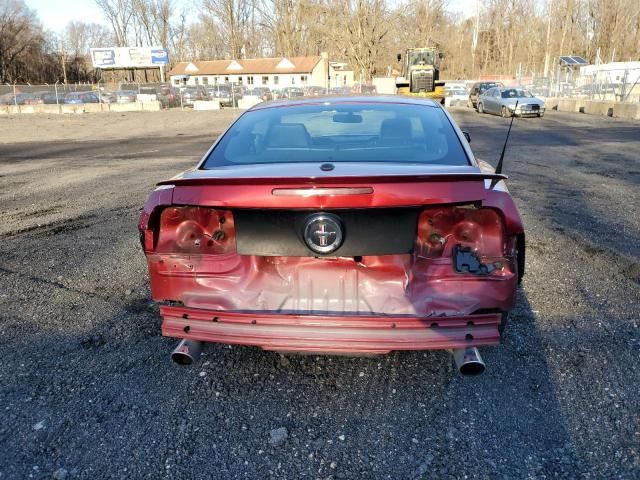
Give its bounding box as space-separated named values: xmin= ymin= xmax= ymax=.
xmin=250 ymin=95 xmax=441 ymax=111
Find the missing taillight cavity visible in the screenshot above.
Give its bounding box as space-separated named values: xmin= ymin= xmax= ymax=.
xmin=453 ymin=245 xmax=497 ymax=275
xmin=416 ymin=206 xmax=505 ymax=259
xmin=155 ymin=206 xmax=236 ymax=254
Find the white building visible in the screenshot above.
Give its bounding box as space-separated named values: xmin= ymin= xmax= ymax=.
xmin=579 ymin=61 xmax=640 ymax=85
xmin=168 ymin=54 xmax=354 ymax=90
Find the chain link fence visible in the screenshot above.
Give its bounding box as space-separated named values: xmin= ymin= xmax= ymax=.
xmin=2 ymin=71 xmax=638 ymax=115
xmin=0 ymin=82 xmax=171 ymax=109
xmin=0 ymin=81 xmax=332 ymax=113
xmin=505 ymin=66 xmax=640 ymax=103
xmin=0 ymin=81 xmax=256 ymax=111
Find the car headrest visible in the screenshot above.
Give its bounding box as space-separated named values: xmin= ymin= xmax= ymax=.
xmin=380 ymin=117 xmax=412 ymax=141
xmin=265 ymin=123 xmax=311 ymax=148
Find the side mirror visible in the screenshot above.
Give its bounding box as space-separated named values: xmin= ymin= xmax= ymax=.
xmin=462 ymin=131 xmax=471 ymax=143
xmin=395 ymin=76 xmax=409 ymax=88
xmin=397 ymin=53 xmax=402 ymax=62
xmin=439 ymin=52 xmax=444 ymax=59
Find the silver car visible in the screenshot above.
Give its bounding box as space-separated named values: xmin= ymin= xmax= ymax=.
xmin=477 ymin=87 xmax=545 ymax=118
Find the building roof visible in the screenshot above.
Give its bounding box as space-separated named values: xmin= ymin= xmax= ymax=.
xmin=169 ymin=56 xmax=323 ymax=76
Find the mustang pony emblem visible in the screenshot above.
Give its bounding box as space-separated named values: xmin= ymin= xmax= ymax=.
xmin=303 ymin=213 xmax=344 ymax=254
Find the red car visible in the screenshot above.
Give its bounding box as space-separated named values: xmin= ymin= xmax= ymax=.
xmin=139 ymin=96 xmax=525 ymax=374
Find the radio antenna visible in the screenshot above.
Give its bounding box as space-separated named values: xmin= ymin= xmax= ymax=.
xmin=490 ymin=100 xmax=518 ymax=189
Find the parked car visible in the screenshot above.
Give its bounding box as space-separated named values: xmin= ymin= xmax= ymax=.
xmin=22 ymin=91 xmax=60 ymax=105
xmin=444 ymin=85 xmax=469 ymax=107
xmin=304 ymin=86 xmax=326 ymax=96
xmin=156 ymin=84 xmax=179 ymax=108
xmin=63 ymin=91 xmax=101 ymax=104
xmin=137 ymin=86 xmax=158 ymax=103
xmin=180 ymin=87 xmax=208 ymax=106
xmin=113 ymin=90 xmax=137 ymax=103
xmin=138 ymin=96 xmax=525 ymax=375
xmin=99 ymin=91 xmax=117 ymax=103
xmin=232 ymin=84 xmax=244 ymax=98
xmin=205 ymin=85 xmax=234 ymax=106
xmin=243 ymin=87 xmax=273 ymax=102
xmin=280 ymin=87 xmax=305 ymax=98
xmin=351 ymin=83 xmax=377 ymax=94
xmin=329 ymin=86 xmax=351 ymax=95
xmin=0 ymin=92 xmax=33 ymax=105
xmin=468 ymin=81 xmax=504 ymax=109
xmin=477 ymin=87 xmax=545 ymax=117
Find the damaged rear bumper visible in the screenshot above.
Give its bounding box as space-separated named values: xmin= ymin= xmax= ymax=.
xmin=161 ymin=305 xmax=501 ymax=354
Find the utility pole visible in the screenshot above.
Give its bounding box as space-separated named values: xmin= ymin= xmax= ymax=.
xmin=543 ymin=1 xmax=552 ymax=78
xmin=471 ymin=2 xmax=479 ymax=78
xmin=60 ymin=39 xmax=68 ymax=84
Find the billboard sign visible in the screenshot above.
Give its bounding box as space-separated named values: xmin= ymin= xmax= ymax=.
xmin=90 ymin=47 xmax=169 ymax=69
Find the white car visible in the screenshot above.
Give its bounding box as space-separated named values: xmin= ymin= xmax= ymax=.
xmin=444 ymin=86 xmax=469 ymax=107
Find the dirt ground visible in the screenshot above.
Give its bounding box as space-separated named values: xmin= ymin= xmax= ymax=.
xmin=0 ymin=107 xmax=638 ymax=479
xmin=0 ymin=109 xmax=241 ymax=143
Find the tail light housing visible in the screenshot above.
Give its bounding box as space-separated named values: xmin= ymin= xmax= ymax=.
xmin=153 ymin=206 xmax=236 ymax=255
xmin=416 ymin=206 xmax=512 ymax=275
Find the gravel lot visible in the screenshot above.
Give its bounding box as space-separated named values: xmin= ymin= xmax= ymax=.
xmin=0 ymin=107 xmax=638 ymax=479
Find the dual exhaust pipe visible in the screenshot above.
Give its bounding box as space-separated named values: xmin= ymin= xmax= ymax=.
xmin=171 ymin=339 xmax=485 ymax=376
xmin=452 ymin=346 xmax=485 ymax=376
xmin=171 ymin=339 xmax=203 ymax=365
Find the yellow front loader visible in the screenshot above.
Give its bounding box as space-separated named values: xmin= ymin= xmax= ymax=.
xmin=395 ymin=48 xmax=446 ymax=103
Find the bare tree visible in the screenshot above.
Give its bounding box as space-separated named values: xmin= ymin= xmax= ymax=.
xmin=201 ymin=0 xmax=255 ymax=58
xmin=398 ymin=0 xmax=448 ymax=46
xmin=3 ymin=0 xmax=640 ymax=84
xmin=0 ymin=0 xmax=45 ymax=83
xmin=343 ymin=0 xmax=389 ymax=80
xmin=94 ymin=0 xmax=134 ymax=47
xmin=60 ymin=21 xmax=112 ymax=82
xmin=64 ymin=21 xmax=112 ymax=56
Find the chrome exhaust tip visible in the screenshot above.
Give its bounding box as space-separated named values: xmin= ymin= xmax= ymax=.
xmin=452 ymin=347 xmax=485 ymax=376
xmin=171 ymin=339 xmax=203 ymax=365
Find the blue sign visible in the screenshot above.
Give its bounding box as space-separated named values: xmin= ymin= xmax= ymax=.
xmin=151 ymin=49 xmax=169 ymax=65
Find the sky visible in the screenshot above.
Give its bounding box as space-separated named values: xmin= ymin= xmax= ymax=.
xmin=27 ymin=0 xmax=105 ymax=31
xmin=26 ymin=0 xmax=474 ymax=33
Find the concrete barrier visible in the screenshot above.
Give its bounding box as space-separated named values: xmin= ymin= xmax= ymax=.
xmin=193 ymin=100 xmax=221 ymax=110
xmin=108 ymin=102 xmax=139 ymax=112
xmin=542 ymin=97 xmax=559 ymax=110
xmin=83 ymin=103 xmax=104 ymax=113
xmin=557 ymin=99 xmax=577 ymax=112
xmin=60 ymin=105 xmax=82 ymax=114
xmin=238 ymin=98 xmax=262 ymax=109
xmin=612 ymin=102 xmax=640 ymax=120
xmin=583 ymin=100 xmax=614 ymax=117
xmin=0 ymin=101 xmax=165 ymax=115
xmin=38 ymin=105 xmax=62 ymax=114
xmin=141 ymin=101 xmax=161 ymax=112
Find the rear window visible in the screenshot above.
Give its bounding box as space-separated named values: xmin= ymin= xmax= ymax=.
xmin=202 ymin=103 xmax=469 ymax=168
xmin=501 ymin=89 xmax=533 ymax=98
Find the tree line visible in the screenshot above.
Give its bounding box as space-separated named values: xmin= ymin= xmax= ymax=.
xmin=1 ymin=0 xmax=639 ymax=85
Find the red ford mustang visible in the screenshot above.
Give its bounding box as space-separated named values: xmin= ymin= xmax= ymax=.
xmin=138 ymin=96 xmax=525 ymax=374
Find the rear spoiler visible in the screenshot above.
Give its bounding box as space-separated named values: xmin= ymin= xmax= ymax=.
xmin=157 ymin=172 xmax=507 ymax=187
